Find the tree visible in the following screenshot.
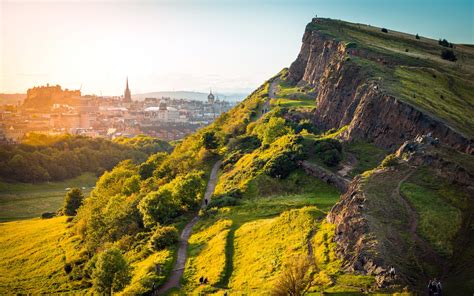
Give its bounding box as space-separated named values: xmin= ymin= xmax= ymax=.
xmin=92 ymin=248 xmax=131 ymax=294
xmin=201 ymin=131 xmax=219 ymax=150
xmin=254 ymin=117 xmax=293 ymax=145
xmin=149 ymin=225 xmax=179 ymax=251
xmin=64 ymin=188 xmax=84 ymax=216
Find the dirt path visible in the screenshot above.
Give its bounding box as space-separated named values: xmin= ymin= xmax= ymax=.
xmin=268 ymin=78 xmax=279 ymax=99
xmin=337 ymin=152 xmax=358 ymax=180
xmin=392 ymin=169 xmax=448 ymax=280
xmin=154 ymin=161 xmax=221 ymax=295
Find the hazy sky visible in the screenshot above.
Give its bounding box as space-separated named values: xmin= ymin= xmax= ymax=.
xmin=1 ymin=0 xmax=472 ymax=95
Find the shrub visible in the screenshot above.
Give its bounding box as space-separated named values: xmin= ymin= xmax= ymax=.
xmin=381 ymin=28 xmax=388 ymax=33
xmin=208 ymin=195 xmax=241 ymax=208
xmin=41 ymin=212 xmax=56 ymax=219
xmin=314 ymin=139 xmax=343 ymax=167
xmin=92 ymin=248 xmax=131 ymax=294
xmin=63 ymin=188 xmax=84 ymax=216
xmin=201 ymin=131 xmax=219 ymax=150
xmin=381 ymin=154 xmax=398 ymax=168
xmin=149 ymin=226 xmax=179 ymax=251
xmin=441 ymin=49 xmax=457 ymax=61
xmin=415 ymin=34 xmax=420 ymax=40
xmin=264 ymin=153 xmax=297 ymax=179
xmin=271 ymin=256 xmax=315 ymax=296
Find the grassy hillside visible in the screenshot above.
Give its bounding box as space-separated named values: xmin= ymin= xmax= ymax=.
xmin=307 ymin=18 xmax=474 ymax=138
xmin=0 ymin=217 xmax=86 ymax=294
xmin=0 ymin=173 xmax=97 ymax=221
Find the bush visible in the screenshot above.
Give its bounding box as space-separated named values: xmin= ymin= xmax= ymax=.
xmin=63 ymin=188 xmax=84 ymax=216
xmin=41 ymin=212 xmax=56 ymax=219
xmin=314 ymin=139 xmax=343 ymax=167
xmin=149 ymin=226 xmax=179 ymax=251
xmin=92 ymin=248 xmax=131 ymax=294
xmin=201 ymin=131 xmax=219 ymax=150
xmin=381 ymin=154 xmax=398 ymax=168
xmin=381 ymin=28 xmax=388 ymax=33
xmin=263 ymin=153 xmax=297 ymax=179
xmin=441 ymin=49 xmax=457 ymax=62
xmin=208 ymin=195 xmax=241 ymax=208
xmin=415 ymin=34 xmax=420 ymax=40
xmin=271 ymin=256 xmax=314 ymax=296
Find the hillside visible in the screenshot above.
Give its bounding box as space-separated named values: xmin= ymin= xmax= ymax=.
xmin=1 ymin=17 xmax=472 ymax=295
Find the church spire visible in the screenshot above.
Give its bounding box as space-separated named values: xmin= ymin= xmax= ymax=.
xmin=124 ymin=76 xmax=132 ymax=102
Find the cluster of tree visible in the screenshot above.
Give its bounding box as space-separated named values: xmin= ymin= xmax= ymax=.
xmin=314 ymin=138 xmax=343 ymax=167
xmin=438 ymin=38 xmax=454 ymax=48
xmin=0 ymin=134 xmax=171 ymax=183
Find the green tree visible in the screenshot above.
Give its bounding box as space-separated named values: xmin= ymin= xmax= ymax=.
xmin=149 ymin=225 xmax=179 ymax=251
xmin=63 ymin=188 xmax=84 ymax=216
xmin=201 ymin=131 xmax=219 ymax=150
xmin=92 ymin=248 xmax=131 ymax=294
xmin=254 ymin=117 xmax=293 ymax=145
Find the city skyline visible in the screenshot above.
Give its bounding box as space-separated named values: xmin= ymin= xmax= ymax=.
xmin=1 ymin=0 xmax=473 ymax=95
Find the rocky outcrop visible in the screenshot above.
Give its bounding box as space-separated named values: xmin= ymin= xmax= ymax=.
xmin=327 ymin=137 xmax=474 ymax=291
xmin=287 ymin=19 xmax=473 ymax=154
xmin=298 ymin=160 xmax=349 ymax=192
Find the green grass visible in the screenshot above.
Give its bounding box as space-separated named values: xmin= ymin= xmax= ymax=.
xmin=183 ymin=219 xmax=231 ymax=292
xmin=0 ymin=217 xmax=86 ymax=294
xmin=270 ymin=78 xmax=316 ymax=108
xmin=400 ymin=167 xmax=467 ymax=256
xmin=393 ymin=66 xmax=474 ymax=137
xmin=0 ymin=173 xmax=97 ymax=222
xmin=119 ymin=250 xmax=174 ymax=295
xmin=305 ymin=18 xmax=474 ymax=138
xmin=344 ymin=141 xmax=387 ymax=176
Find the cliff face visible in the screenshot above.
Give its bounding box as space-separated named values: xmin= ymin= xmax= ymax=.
xmin=287 ymin=21 xmax=473 ymax=154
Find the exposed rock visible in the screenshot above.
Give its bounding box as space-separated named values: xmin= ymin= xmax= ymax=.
xmin=298 ymin=160 xmax=349 ymax=192
xmin=287 ymin=20 xmax=473 ymax=154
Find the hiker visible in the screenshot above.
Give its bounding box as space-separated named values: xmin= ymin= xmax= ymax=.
xmin=388 ymin=266 xmax=396 ymax=279
xmin=203 ymin=277 xmax=209 ymax=284
xmin=436 ymin=279 xmax=443 ymax=296
xmin=205 ymin=198 xmax=208 ymax=206
xmin=428 ymin=279 xmax=439 ymax=296
xmin=199 ymin=276 xmax=204 ymax=284
xmin=152 ymin=282 xmax=156 ymax=290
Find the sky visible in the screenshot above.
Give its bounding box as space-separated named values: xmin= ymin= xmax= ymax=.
xmin=1 ymin=0 xmax=473 ymax=96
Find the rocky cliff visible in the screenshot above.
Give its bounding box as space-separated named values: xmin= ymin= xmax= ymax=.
xmin=326 ymin=136 xmax=474 ymax=291
xmin=287 ymin=19 xmax=473 ymax=154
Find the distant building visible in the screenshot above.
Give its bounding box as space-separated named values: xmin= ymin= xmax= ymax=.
xmin=207 ymin=90 xmax=215 ymax=104
xmin=123 ymin=77 xmax=132 ymax=103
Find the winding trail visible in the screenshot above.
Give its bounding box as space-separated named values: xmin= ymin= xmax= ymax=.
xmin=154 ymin=161 xmax=221 ymax=295
xmin=391 ymin=168 xmax=448 ymax=282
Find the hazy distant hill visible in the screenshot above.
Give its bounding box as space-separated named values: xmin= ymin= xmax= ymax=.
xmin=0 ymin=93 xmax=26 ymax=105
xmin=132 ymin=91 xmax=248 ymax=102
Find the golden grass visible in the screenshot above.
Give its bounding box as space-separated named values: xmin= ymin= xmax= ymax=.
xmin=183 ymin=219 xmax=232 ymax=292
xmin=229 ymin=207 xmax=318 ymax=293
xmin=119 ymin=250 xmax=173 ymax=295
xmin=0 ymin=216 xmax=85 ymax=294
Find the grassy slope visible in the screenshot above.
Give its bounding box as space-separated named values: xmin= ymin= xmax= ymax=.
xmin=307 ymin=18 xmax=474 ymax=138
xmin=0 ymin=173 xmax=97 ymax=222
xmin=0 ymin=217 xmax=86 ymax=294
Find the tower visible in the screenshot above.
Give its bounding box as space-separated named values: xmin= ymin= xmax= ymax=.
xmin=124 ymin=77 xmax=132 ymax=102
xmin=207 ymin=89 xmax=215 ymax=104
